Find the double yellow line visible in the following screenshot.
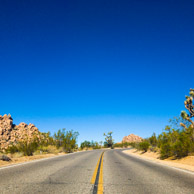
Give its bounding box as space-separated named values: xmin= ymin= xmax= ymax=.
xmin=91 ymin=152 xmax=104 ymax=194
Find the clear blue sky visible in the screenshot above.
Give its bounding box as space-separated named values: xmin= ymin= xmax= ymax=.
xmin=0 ymin=0 xmax=194 ymax=144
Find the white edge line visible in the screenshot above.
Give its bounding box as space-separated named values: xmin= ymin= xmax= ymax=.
xmin=0 ymin=150 xmax=90 ymax=171
xmin=122 ymin=150 xmax=194 ymax=176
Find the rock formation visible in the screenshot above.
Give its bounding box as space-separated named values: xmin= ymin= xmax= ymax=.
xmin=0 ymin=114 xmax=41 ymax=150
xmin=122 ymin=134 xmax=143 ymax=143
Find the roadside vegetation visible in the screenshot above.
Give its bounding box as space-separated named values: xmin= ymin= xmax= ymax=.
xmin=114 ymin=117 xmax=194 ymax=159
xmin=80 ymin=140 xmax=102 ymax=150
xmin=115 ymin=89 xmax=194 ymax=160
xmin=79 ymin=131 xmax=114 ymax=150
xmin=4 ymin=128 xmax=79 ymax=157
xmin=103 ymin=131 xmax=114 ymax=148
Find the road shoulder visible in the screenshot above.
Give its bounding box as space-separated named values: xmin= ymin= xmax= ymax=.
xmin=0 ymin=153 xmax=67 ymax=168
xmin=123 ymin=149 xmax=194 ymax=172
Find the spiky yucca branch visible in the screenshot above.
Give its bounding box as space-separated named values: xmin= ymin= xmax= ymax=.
xmin=185 ymin=89 xmax=194 ymax=118
xmin=181 ymin=88 xmax=194 ymax=127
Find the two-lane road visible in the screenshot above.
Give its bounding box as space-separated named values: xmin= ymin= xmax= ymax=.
xmin=0 ymin=149 xmax=193 ymax=194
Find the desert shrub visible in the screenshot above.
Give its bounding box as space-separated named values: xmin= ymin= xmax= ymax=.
xmin=138 ymin=141 xmax=150 ymax=152
xmin=91 ymin=141 xmax=101 ymax=149
xmin=122 ymin=142 xmax=129 ymax=148
xmin=158 ymin=131 xmax=173 ymax=159
xmin=80 ymin=140 xmax=101 ymax=150
xmin=5 ymin=129 xmax=79 ymax=156
xmin=148 ymin=133 xmax=157 ymax=147
xmin=6 ymin=144 xmax=19 ymax=154
xmin=80 ymin=141 xmax=91 ymax=149
xmin=157 ymin=118 xmax=194 ymax=159
xmin=160 ymin=142 xmax=172 ymax=159
xmin=113 ymin=142 xmax=136 ymax=148
xmin=113 ymin=143 xmax=123 ymax=148
xmin=54 ymin=129 xmax=79 ymax=153
xmin=7 ymin=140 xmax=38 ymax=156
xmin=149 ymin=146 xmax=158 ymax=152
xmin=173 ymin=131 xmax=193 ymax=158
xmin=17 ymin=139 xmax=39 ymax=156
xmin=130 ymin=142 xmax=138 ymax=148
xmin=5 ymin=140 xmax=38 ymax=156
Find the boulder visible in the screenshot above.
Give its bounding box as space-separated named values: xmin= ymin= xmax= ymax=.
xmin=122 ymin=134 xmax=143 ymax=143
xmin=0 ymin=155 xmax=11 ymax=161
xmin=0 ymin=114 xmax=41 ymax=151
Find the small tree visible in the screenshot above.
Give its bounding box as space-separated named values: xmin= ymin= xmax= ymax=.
xmin=54 ymin=129 xmax=65 ymax=149
xmin=104 ymin=131 xmax=114 ymax=149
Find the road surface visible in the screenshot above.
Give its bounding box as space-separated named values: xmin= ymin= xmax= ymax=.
xmin=0 ymin=149 xmax=193 ymax=194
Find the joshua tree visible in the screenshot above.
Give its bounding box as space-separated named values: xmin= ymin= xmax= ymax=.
xmin=181 ymin=88 xmax=194 ymax=127
xmin=104 ymin=131 xmax=114 ymax=149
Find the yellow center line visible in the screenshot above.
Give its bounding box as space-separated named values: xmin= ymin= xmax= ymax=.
xmin=91 ymin=152 xmax=104 ymax=194
xmin=97 ymin=152 xmax=104 ymax=194
xmin=91 ymin=153 xmax=102 ymax=184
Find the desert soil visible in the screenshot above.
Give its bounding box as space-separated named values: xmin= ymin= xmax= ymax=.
xmin=123 ymin=149 xmax=194 ymax=172
xmin=0 ymin=153 xmax=66 ymax=167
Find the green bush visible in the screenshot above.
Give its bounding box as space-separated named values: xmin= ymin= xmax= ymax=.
xmin=149 ymin=133 xmax=157 ymax=147
xmin=54 ymin=129 xmax=79 ymax=153
xmin=113 ymin=142 xmax=136 ymax=148
xmin=160 ymin=142 xmax=172 ymax=159
xmin=5 ymin=129 xmax=79 ymax=156
xmin=17 ymin=139 xmax=39 ymax=156
xmin=156 ymin=118 xmax=194 ymax=159
xmin=130 ymin=142 xmax=138 ymax=148
xmin=6 ymin=144 xmax=19 ymax=154
xmin=173 ymin=131 xmax=192 ymax=158
xmin=138 ymin=141 xmax=150 ymax=152
xmin=6 ymin=139 xmax=39 ymax=156
xmin=80 ymin=141 xmax=91 ymax=149
xmin=113 ymin=143 xmax=123 ymax=148
xmin=80 ymin=140 xmax=101 ymax=150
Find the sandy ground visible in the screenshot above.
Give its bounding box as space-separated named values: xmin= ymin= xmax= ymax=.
xmin=0 ymin=153 xmax=66 ymax=168
xmin=123 ymin=149 xmax=194 ymax=172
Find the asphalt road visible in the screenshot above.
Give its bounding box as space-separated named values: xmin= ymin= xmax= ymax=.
xmin=0 ymin=149 xmax=194 ymax=194
xmin=103 ymin=149 xmax=194 ymax=194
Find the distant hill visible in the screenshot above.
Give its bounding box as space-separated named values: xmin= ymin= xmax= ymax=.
xmin=122 ymin=134 xmax=143 ymax=143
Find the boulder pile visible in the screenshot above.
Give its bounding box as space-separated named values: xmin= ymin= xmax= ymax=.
xmin=0 ymin=114 xmax=41 ymax=150
xmin=122 ymin=134 xmax=143 ymax=143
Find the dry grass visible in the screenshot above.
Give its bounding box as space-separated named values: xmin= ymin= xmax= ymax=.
xmin=34 ymin=145 xmax=63 ymax=155
xmin=0 ymin=146 xmax=66 ymax=168
xmin=0 ymin=152 xmax=66 ymax=167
